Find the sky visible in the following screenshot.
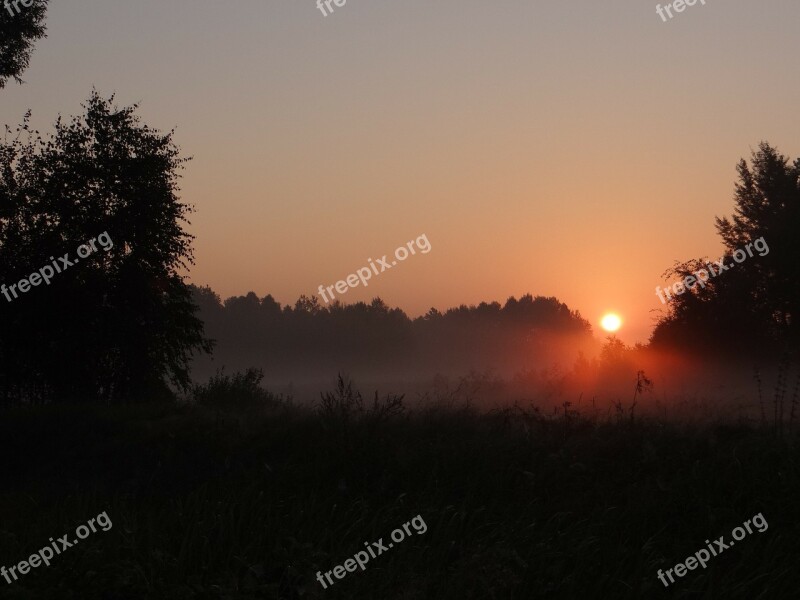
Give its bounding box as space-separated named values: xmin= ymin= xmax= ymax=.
xmin=2 ymin=0 xmax=799 ymax=344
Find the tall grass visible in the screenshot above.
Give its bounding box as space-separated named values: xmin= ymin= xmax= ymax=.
xmin=0 ymin=379 xmax=798 ymax=598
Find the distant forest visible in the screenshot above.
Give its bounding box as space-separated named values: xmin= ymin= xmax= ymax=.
xmin=189 ymin=289 xmax=595 ymax=384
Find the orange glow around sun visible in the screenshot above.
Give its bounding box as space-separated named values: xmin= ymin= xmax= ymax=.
xmin=600 ymin=313 xmax=622 ymax=332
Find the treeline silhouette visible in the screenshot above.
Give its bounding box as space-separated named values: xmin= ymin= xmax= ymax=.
xmin=190 ymin=288 xmax=594 ymax=384
xmin=651 ymin=143 xmax=800 ymax=363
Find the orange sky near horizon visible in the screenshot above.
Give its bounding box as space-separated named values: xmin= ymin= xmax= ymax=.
xmin=1 ymin=0 xmax=799 ymax=344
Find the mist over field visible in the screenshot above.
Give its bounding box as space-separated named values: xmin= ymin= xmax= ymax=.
xmin=187 ymin=285 xmax=789 ymax=425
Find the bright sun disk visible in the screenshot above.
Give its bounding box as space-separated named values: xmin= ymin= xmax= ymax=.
xmin=601 ymin=313 xmax=622 ymax=332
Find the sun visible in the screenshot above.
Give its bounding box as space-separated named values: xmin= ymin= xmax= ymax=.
xmin=600 ymin=313 xmax=622 ymax=332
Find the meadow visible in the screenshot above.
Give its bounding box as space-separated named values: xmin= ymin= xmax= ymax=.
xmin=0 ymin=374 xmax=797 ymax=599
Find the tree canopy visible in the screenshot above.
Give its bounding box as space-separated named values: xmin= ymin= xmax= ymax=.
xmin=0 ymin=0 xmax=48 ymax=89
xmin=0 ymin=92 xmax=212 ymax=403
xmin=651 ymin=143 xmax=800 ymax=359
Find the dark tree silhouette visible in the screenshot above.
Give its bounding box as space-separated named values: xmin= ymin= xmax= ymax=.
xmin=189 ymin=287 xmax=593 ymax=382
xmin=0 ymin=93 xmax=212 ymax=403
xmin=0 ymin=0 xmax=48 ymax=89
xmin=652 ymin=143 xmax=800 ymax=358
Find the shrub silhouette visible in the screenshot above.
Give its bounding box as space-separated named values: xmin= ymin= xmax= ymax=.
xmin=192 ymin=367 xmax=280 ymax=409
xmin=317 ymin=374 xmax=405 ymax=422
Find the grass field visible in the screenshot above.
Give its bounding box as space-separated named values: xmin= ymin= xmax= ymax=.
xmin=1 ymin=384 xmax=798 ymax=599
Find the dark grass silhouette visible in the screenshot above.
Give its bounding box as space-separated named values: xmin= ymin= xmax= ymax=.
xmin=0 ymin=376 xmax=798 ymax=599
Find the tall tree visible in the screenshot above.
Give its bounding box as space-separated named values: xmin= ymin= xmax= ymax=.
xmin=716 ymin=143 xmax=800 ymax=344
xmin=0 ymin=93 xmax=212 ymax=403
xmin=651 ymin=143 xmax=800 ymax=357
xmin=0 ymin=0 xmax=48 ymax=89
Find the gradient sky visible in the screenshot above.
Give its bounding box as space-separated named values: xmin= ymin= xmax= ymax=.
xmin=2 ymin=0 xmax=799 ymax=343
